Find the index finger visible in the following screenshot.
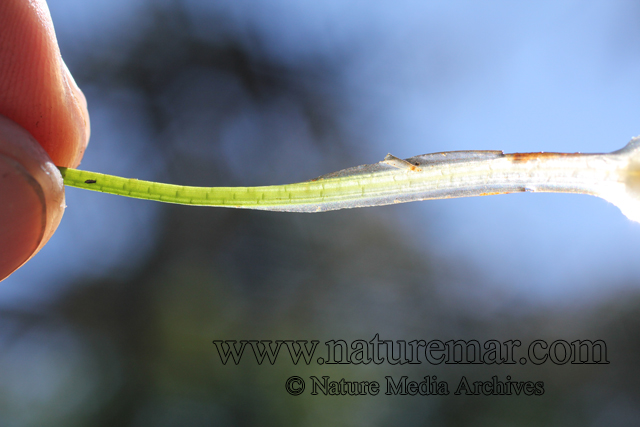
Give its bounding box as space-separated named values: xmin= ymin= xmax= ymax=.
xmin=0 ymin=0 xmax=90 ymax=167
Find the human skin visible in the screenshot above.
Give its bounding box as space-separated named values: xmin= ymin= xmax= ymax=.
xmin=0 ymin=0 xmax=90 ymax=280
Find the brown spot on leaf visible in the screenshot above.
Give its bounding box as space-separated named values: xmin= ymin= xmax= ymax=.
xmin=506 ymin=152 xmax=581 ymax=163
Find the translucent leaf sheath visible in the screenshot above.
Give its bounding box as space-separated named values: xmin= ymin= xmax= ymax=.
xmin=57 ymin=137 xmax=640 ymax=222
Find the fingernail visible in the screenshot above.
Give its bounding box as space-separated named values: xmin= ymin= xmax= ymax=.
xmin=0 ymin=153 xmax=47 ymax=280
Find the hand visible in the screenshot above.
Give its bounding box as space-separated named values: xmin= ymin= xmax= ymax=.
xmin=0 ymin=0 xmax=90 ymax=281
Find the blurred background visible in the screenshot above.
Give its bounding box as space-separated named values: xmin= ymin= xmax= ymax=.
xmin=2 ymin=0 xmax=640 ymax=425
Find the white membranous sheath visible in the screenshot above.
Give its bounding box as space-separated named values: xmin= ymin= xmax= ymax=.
xmin=58 ymin=137 xmax=640 ymax=223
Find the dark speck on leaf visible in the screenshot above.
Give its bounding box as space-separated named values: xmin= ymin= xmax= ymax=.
xmin=85 ymin=179 xmax=97 ymax=184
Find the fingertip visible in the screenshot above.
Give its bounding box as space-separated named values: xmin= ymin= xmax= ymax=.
xmin=0 ymin=0 xmax=91 ymax=168
xmin=60 ymin=57 xmax=91 ymax=168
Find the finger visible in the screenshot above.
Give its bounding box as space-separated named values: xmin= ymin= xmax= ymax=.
xmin=0 ymin=0 xmax=90 ymax=168
xmin=0 ymin=115 xmax=65 ymax=281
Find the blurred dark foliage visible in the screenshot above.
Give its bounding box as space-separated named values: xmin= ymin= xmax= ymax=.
xmin=1 ymin=2 xmax=640 ymax=426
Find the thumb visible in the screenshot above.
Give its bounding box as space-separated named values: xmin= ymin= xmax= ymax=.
xmin=0 ymin=115 xmax=65 ymax=281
